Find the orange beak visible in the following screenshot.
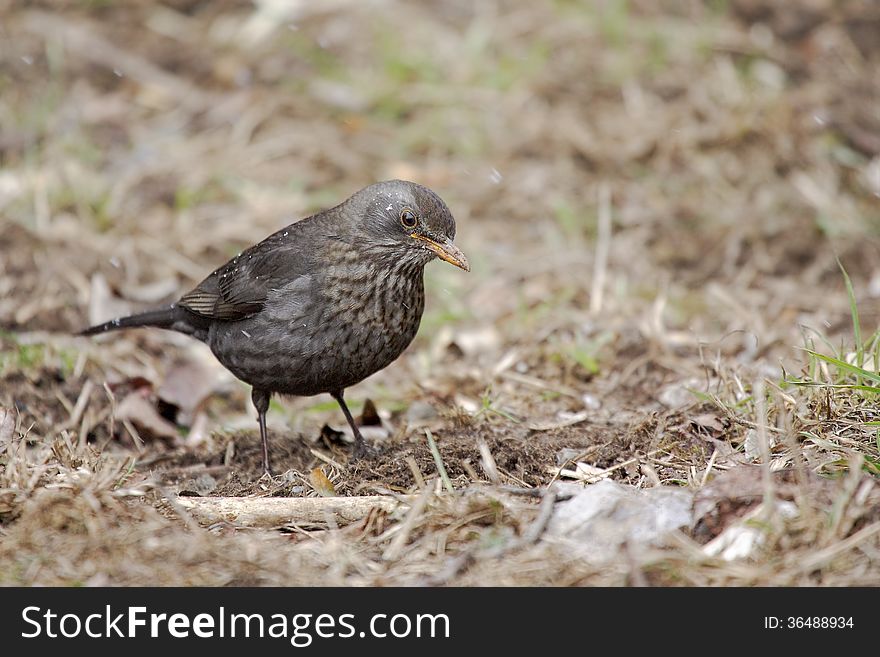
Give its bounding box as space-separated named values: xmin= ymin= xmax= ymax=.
xmin=411 ymin=234 xmax=470 ymax=271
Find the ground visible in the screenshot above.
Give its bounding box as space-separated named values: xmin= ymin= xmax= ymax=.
xmin=1 ymin=0 xmax=879 ymax=586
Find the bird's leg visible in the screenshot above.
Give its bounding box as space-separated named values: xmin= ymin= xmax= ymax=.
xmin=252 ymin=387 xmax=272 ymax=475
xmin=331 ymin=390 xmax=371 ymax=459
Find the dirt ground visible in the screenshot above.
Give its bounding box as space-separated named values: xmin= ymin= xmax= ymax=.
xmin=1 ymin=0 xmax=880 ymax=585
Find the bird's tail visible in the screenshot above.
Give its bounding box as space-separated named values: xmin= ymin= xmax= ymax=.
xmin=79 ymin=304 xmax=178 ymax=336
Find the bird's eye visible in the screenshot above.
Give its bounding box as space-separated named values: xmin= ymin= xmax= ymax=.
xmin=400 ymin=208 xmax=418 ymax=229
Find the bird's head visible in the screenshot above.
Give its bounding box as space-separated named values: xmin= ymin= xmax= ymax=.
xmin=349 ymin=180 xmax=470 ymax=272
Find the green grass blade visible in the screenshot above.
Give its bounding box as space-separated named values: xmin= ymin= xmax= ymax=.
xmin=784 ymin=379 xmax=880 ymax=394
xmin=425 ymin=429 xmax=455 ymax=494
xmin=838 ymin=258 xmax=863 ymax=370
xmin=874 ymin=330 xmax=880 ymax=377
xmin=802 ymin=349 xmax=880 ymax=384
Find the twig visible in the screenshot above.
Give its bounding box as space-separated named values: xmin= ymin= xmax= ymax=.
xmin=713 ymin=397 xmax=785 ymax=434
xmin=309 ymin=448 xmax=347 ymax=472
xmin=121 ymin=418 xmax=144 ymax=450
xmin=176 ymin=495 xmax=407 ymax=529
xmin=700 ymin=448 xmax=719 ymax=487
xmin=528 ymin=410 xmax=591 ymax=432
xmin=547 ymin=441 xmax=614 ymax=486
xmin=521 ymin=488 xmax=557 ymax=544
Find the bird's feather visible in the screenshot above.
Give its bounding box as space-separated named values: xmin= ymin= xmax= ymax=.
xmin=179 ymin=222 xmax=314 ymax=322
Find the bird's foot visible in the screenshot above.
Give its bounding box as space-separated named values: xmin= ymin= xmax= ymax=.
xmin=351 ymin=439 xmax=378 ymax=462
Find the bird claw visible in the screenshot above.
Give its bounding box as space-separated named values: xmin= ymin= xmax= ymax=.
xmin=351 ymin=440 xmax=378 ymax=461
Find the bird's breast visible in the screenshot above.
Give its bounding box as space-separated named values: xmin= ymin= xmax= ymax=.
xmin=207 ymin=257 xmax=427 ymax=396
xmin=318 ymin=259 xmax=426 ymax=359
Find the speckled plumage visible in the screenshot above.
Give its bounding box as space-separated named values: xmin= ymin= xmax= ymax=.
xmin=81 ymin=180 xmax=469 ymax=473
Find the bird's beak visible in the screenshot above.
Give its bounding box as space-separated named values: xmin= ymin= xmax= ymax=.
xmin=411 ymin=234 xmax=470 ymax=271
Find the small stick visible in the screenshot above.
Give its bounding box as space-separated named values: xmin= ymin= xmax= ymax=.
xmin=547 ymin=442 xmax=611 ymax=486
xmin=528 ymin=410 xmax=590 ymax=432
xmin=309 ymin=448 xmax=347 ymax=472
xmin=176 ymin=495 xmax=408 ymax=529
xmin=121 ymin=418 xmax=144 ymax=450
xmin=521 ymin=488 xmax=557 ymax=544
xmin=700 ymin=448 xmax=719 ymax=487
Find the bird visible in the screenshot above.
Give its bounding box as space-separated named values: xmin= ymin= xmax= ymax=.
xmin=81 ymin=180 xmax=469 ymax=474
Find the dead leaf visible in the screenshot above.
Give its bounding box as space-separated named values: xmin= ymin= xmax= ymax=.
xmin=454 ymin=394 xmax=479 ymax=414
xmin=320 ymin=423 xmax=348 ymax=446
xmin=184 ymin=411 xmax=210 ymax=447
xmin=119 ymin=277 xmax=180 ymax=304
xmin=692 ymin=413 xmax=725 ymax=432
xmin=702 ymin=501 xmax=799 ymax=561
xmin=116 ymin=390 xmax=179 ymax=443
xmin=359 ymin=398 xmax=382 ymax=426
xmin=107 ymin=376 xmax=154 ymax=393
xmin=451 ymin=325 xmax=501 ymax=357
xmin=88 ymin=272 xmax=132 ymax=327
xmin=157 ymin=360 xmax=212 ymax=423
xmin=309 ymin=468 xmax=336 ymax=497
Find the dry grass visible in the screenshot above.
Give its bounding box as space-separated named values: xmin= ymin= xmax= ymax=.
xmin=1 ymin=0 xmax=879 ymax=586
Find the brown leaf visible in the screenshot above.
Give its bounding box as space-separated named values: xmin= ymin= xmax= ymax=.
xmin=320 ymin=423 xmax=349 ymax=446
xmin=359 ymin=398 xmax=382 ymax=426
xmin=309 ymin=468 xmax=336 ymax=497
xmin=107 ymin=376 xmax=154 ymax=393
xmin=157 ymin=347 xmax=232 ymax=424
xmin=88 ymin=273 xmax=132 ymax=328
xmin=116 ymin=390 xmax=179 ymax=443
xmin=692 ymin=413 xmax=725 ymax=432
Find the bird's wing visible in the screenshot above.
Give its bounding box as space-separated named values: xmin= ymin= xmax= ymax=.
xmin=178 ymin=225 xmax=312 ymax=322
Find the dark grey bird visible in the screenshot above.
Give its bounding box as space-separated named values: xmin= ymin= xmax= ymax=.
xmin=81 ymin=180 xmax=469 ymax=474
